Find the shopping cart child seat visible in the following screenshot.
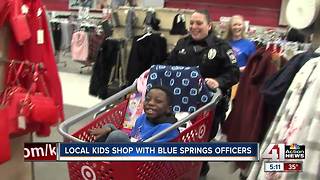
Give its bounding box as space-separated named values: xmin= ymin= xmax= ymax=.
xmin=123 ymin=65 xmax=214 ymax=132
xmin=146 ymin=65 xmax=213 ymax=113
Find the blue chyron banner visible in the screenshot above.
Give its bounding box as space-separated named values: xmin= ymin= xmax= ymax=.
xmin=57 ymin=142 xmax=259 ymax=161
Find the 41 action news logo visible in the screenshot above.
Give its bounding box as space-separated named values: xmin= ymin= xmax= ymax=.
xmin=262 ymin=144 xmax=305 ymax=160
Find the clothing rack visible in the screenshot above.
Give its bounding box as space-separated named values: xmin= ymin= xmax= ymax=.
xmin=117 ymin=6 xmax=194 ymax=13
xmin=89 ymin=37 xmax=129 ymax=99
xmin=48 ymin=7 xmax=193 ymax=76
xmin=247 ymin=11 xmax=320 ymax=178
xmin=50 ymin=15 xmax=101 ymax=29
xmin=49 ymin=14 xmax=106 ymax=71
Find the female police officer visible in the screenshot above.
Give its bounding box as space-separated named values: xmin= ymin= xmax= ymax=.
xmin=166 ymin=9 xmax=240 ymax=176
xmin=166 ymin=9 xmax=239 ymax=93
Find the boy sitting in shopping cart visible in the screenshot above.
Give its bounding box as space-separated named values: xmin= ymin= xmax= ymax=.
xmin=89 ymin=86 xmax=180 ymax=143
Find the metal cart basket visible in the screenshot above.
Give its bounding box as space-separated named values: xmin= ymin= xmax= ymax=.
xmin=58 ymin=81 xmax=222 ymax=180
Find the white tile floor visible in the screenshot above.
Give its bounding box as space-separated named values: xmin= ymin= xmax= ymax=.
xmin=32 ymin=59 xmax=242 ymax=180
xmin=59 ymin=71 xmax=101 ymax=108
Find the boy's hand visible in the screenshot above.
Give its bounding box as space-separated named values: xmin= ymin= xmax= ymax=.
xmin=205 ymin=78 xmax=219 ymax=89
xmin=88 ymin=127 xmax=112 ymax=140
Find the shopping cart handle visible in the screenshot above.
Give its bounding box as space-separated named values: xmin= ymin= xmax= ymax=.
xmin=57 ymin=81 xmax=137 ymax=142
xmin=144 ymin=88 xmax=223 ymax=142
xmin=210 ymin=87 xmax=217 ymax=93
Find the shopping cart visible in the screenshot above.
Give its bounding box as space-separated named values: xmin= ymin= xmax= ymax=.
xmin=58 ymin=80 xmax=222 ymax=180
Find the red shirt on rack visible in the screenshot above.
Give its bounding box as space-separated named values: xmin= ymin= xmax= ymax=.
xmin=8 ymin=0 xmax=64 ymax=135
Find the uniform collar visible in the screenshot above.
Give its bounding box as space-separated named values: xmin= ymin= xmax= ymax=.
xmin=186 ymin=33 xmax=217 ymax=46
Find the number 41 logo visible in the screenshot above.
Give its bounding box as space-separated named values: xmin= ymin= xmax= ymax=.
xmin=262 ymin=144 xmax=285 ymax=161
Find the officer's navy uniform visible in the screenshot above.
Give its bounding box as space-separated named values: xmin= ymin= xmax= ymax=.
xmin=166 ymin=33 xmax=240 ymax=92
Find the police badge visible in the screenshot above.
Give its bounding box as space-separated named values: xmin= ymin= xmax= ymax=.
xmin=208 ymin=48 xmax=217 ymax=60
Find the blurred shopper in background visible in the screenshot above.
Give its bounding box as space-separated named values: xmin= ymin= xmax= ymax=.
xmin=224 ymin=15 xmax=256 ymax=73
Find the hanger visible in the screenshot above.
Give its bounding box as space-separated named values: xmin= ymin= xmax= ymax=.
xmin=49 ymin=18 xmax=59 ymax=23
xmin=279 ymin=42 xmax=285 ymax=56
xmin=147 ymin=7 xmax=155 ymax=13
xmin=272 ymin=42 xmax=278 ymax=53
xmin=177 ymin=13 xmax=185 ymax=23
xmin=265 ymin=41 xmax=271 ymax=51
xmin=137 ymin=26 xmax=153 ymax=41
xmin=96 ymin=25 xmax=104 ymax=36
xmin=137 ymin=31 xmax=152 ymax=41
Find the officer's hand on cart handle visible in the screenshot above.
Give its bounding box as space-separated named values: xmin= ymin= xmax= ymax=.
xmin=205 ymin=78 xmax=219 ymax=90
xmin=88 ymin=127 xmax=112 ymax=140
xmin=239 ymin=66 xmax=246 ymax=73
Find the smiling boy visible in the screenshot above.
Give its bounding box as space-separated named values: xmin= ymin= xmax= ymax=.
xmin=89 ymin=86 xmax=179 ymax=143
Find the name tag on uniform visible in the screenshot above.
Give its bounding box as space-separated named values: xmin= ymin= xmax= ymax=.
xmin=226 ymin=49 xmax=237 ymax=63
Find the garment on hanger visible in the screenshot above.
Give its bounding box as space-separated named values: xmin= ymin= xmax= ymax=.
xmin=248 ymin=57 xmax=320 ymax=180
xmin=125 ymin=8 xmax=137 ymax=39
xmin=136 ymin=30 xmax=152 ymax=41
xmin=222 ymin=48 xmax=278 ymax=169
xmin=111 ymin=11 xmax=120 ymax=27
xmin=88 ymin=31 xmax=106 ymax=62
xmin=8 ymin=0 xmax=64 ymax=133
xmin=50 ymin=21 xmax=62 ymax=51
xmin=261 ymin=51 xmax=320 ymax=114
xmin=100 ymin=19 xmax=113 ymax=37
xmin=89 ymin=38 xmax=126 ymax=99
xmin=170 ymin=13 xmax=188 ymax=35
xmin=46 ymin=16 xmax=56 ymax=58
xmin=143 ymin=10 xmax=160 ymax=31
xmin=71 ymin=31 xmax=89 ymax=62
xmin=9 ymin=0 xmax=32 ymax=45
xmin=126 ymin=33 xmax=167 ymax=84
xmin=60 ymin=21 xmax=74 ymax=51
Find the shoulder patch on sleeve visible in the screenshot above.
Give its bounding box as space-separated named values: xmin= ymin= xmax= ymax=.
xmin=226 ymin=49 xmax=237 ymax=64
